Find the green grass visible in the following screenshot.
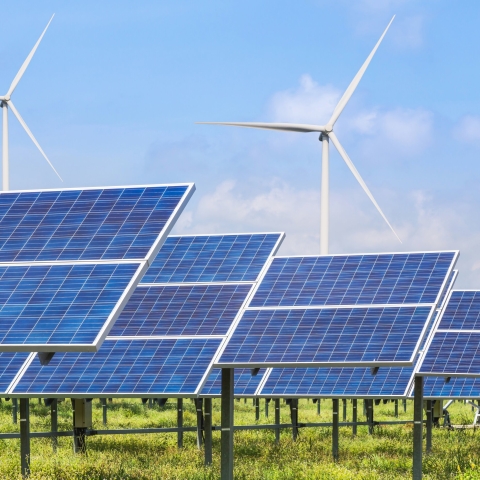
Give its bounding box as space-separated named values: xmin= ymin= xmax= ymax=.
xmin=0 ymin=398 xmax=480 ymax=479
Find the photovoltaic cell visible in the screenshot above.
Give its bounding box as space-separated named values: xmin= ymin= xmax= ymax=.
xmin=0 ymin=186 xmax=190 ymax=262
xmin=217 ymin=306 xmax=432 ymax=367
xmin=201 ymin=368 xmax=266 ymax=396
xmin=109 ymin=284 xmax=252 ymax=337
xmin=12 ymin=338 xmax=221 ymax=396
xmin=418 ymin=332 xmax=480 ymax=376
xmin=422 ymin=376 xmax=480 ymax=398
xmin=0 ymin=352 xmax=30 ymax=393
xmin=250 ymin=252 xmax=456 ymax=308
xmin=260 ymin=366 xmax=413 ymax=397
xmin=0 ymin=263 xmax=141 ymax=349
xmin=438 ymin=291 xmax=480 ymax=330
xmin=142 ymin=233 xmax=282 ymax=283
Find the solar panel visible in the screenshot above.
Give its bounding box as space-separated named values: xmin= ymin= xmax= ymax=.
xmin=0 ymin=352 xmax=30 ymax=394
xmin=0 ymin=184 xmax=195 ymax=352
xmin=216 ymin=306 xmax=433 ymax=368
xmin=260 ymin=366 xmax=413 ymax=398
xmin=143 ymin=233 xmax=283 ymax=283
xmin=109 ymin=283 xmax=253 ymax=337
xmin=422 ymin=376 xmax=480 ymax=399
xmin=201 ymin=368 xmax=267 ymax=396
xmin=417 ymin=290 xmax=480 ymax=378
xmin=215 ymin=250 xmax=457 ymax=370
xmin=10 ymin=338 xmax=222 ymax=396
xmin=250 ymin=252 xmax=456 ymax=308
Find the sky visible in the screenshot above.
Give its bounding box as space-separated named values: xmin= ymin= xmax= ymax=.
xmin=1 ymin=0 xmax=480 ymax=287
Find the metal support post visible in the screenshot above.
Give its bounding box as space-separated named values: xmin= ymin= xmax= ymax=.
xmin=413 ymin=376 xmax=423 ymax=479
xmin=395 ymin=399 xmax=399 ymax=418
xmin=363 ymin=399 xmax=367 ymax=417
xmin=195 ymin=398 xmax=204 ymax=449
xmin=254 ymin=398 xmax=259 ymax=421
xmin=403 ymin=398 xmax=407 ymax=413
xmin=332 ymin=399 xmax=339 ymax=462
xmin=177 ymin=398 xmax=183 ymax=448
xmin=102 ymin=398 xmax=107 ymax=425
xmin=221 ymin=368 xmax=234 ymax=480
xmin=289 ymin=399 xmax=298 ymax=441
xmin=12 ymin=398 xmax=17 ymax=424
xmin=265 ymin=398 xmax=270 ymax=418
xmin=275 ymin=398 xmax=280 ymax=443
xmin=367 ymin=399 xmax=374 ymax=434
xmin=342 ymin=398 xmax=347 ymax=421
xmin=204 ymin=398 xmax=212 ymax=465
xmin=20 ymin=398 xmax=30 ymax=477
xmin=317 ymin=398 xmax=320 ymax=415
xmin=352 ymin=399 xmax=357 ymax=436
xmin=51 ymin=399 xmax=58 ymax=452
xmin=426 ymin=399 xmax=432 ymax=454
xmin=148 ymin=398 xmax=152 ymax=408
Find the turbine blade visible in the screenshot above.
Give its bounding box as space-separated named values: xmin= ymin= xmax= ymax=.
xmin=7 ymin=14 xmax=55 ymax=97
xmin=196 ymin=121 xmax=326 ymax=133
xmin=9 ymin=100 xmax=63 ymax=182
xmin=329 ymin=131 xmax=401 ymax=243
xmin=327 ymin=16 xmax=394 ymax=127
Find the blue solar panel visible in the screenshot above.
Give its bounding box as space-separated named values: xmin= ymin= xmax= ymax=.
xmin=216 ymin=306 xmax=432 ymax=367
xmin=418 ymin=332 xmax=480 ymax=376
xmin=0 ymin=263 xmax=141 ymax=350
xmin=109 ymin=284 xmax=252 ymax=337
xmin=422 ymin=376 xmax=480 ymax=398
xmin=0 ymin=352 xmax=30 ymax=393
xmin=260 ymin=366 xmax=413 ymax=397
xmin=0 ymin=185 xmax=192 ymax=262
xmin=142 ymin=233 xmax=282 ymax=283
xmin=12 ymin=338 xmax=221 ymax=396
xmin=438 ymin=291 xmax=480 ymax=330
xmin=201 ymin=368 xmax=266 ymax=396
xmin=250 ymin=252 xmax=456 ymax=308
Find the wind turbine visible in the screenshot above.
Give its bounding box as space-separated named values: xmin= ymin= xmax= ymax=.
xmin=198 ymin=16 xmax=400 ymax=254
xmin=0 ymin=14 xmax=62 ymax=191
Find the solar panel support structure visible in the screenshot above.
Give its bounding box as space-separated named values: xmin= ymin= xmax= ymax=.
xmin=12 ymin=398 xmax=17 ymax=424
xmin=403 ymin=399 xmax=407 ymax=413
xmin=221 ymin=368 xmax=234 ymax=480
xmin=332 ymin=399 xmax=339 ymax=462
xmin=395 ymin=400 xmax=398 ymax=418
xmin=20 ymin=398 xmax=30 ymax=477
xmin=289 ymin=399 xmax=299 ymax=441
xmin=275 ymin=399 xmax=280 ymax=443
xmin=204 ymin=398 xmax=213 ymax=466
xmin=50 ymin=399 xmax=58 ymax=452
xmin=102 ymin=398 xmax=107 ymax=425
xmin=352 ymin=399 xmax=357 ymax=436
xmin=413 ymin=376 xmax=423 ymax=480
xmin=426 ymin=400 xmax=432 ymax=454
xmin=342 ymin=399 xmax=347 ymax=422
xmin=177 ymin=399 xmax=183 ymax=449
xmin=195 ymin=398 xmax=204 ymax=449
xmin=265 ymin=398 xmax=270 ymax=418
xmin=255 ymin=398 xmax=260 ymax=421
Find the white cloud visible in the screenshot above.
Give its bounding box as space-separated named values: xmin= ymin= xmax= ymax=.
xmin=268 ymin=75 xmax=340 ymax=125
xmin=454 ymin=115 xmax=480 ymax=143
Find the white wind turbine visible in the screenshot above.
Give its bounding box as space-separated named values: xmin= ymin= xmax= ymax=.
xmin=0 ymin=14 xmax=62 ymax=191
xmin=198 ymin=16 xmax=400 ymax=254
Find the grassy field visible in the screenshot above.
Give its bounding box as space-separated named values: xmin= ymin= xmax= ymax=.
xmin=0 ymin=397 xmax=479 ymax=479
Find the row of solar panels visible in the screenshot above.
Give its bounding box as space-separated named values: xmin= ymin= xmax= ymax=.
xmin=0 ymin=184 xmax=476 ymax=401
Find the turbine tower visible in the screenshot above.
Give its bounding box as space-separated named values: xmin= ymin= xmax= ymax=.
xmin=0 ymin=15 xmax=62 ymax=191
xmin=198 ymin=16 xmax=399 ymax=254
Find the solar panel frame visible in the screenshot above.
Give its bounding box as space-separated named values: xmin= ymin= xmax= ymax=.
xmin=0 ymin=183 xmax=195 ymax=353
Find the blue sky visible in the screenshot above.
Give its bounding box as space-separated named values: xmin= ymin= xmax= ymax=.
xmin=1 ymin=0 xmax=480 ymax=287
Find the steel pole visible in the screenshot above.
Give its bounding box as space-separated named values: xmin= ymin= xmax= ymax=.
xmin=352 ymin=399 xmax=357 ymax=436
xmin=320 ymin=134 xmax=329 ymax=254
xmin=20 ymin=398 xmax=30 ymax=477
xmin=413 ymin=376 xmax=424 ymax=479
xmin=177 ymin=398 xmax=183 ymax=448
xmin=204 ymin=398 xmax=212 ymax=465
xmin=275 ymin=398 xmax=280 ymax=443
xmin=221 ymin=368 xmax=234 ymax=480
xmin=332 ymin=399 xmax=339 ymax=462
xmin=426 ymin=399 xmax=432 ymax=454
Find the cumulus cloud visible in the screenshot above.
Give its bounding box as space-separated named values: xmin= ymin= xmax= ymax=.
xmin=268 ymin=75 xmax=341 ymax=125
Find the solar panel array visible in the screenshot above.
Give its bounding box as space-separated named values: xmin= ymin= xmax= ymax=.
xmin=216 ymin=252 xmax=458 ymax=369
xmin=417 ymin=290 xmax=480 ymax=378
xmin=0 ymin=184 xmax=194 ymax=352
xmin=7 ymin=233 xmax=284 ymax=397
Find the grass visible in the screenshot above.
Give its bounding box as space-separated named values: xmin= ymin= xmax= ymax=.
xmin=0 ymin=397 xmax=480 ymax=478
